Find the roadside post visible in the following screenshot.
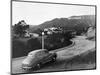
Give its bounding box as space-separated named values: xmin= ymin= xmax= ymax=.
xmin=42 ymin=32 xmax=44 ymax=49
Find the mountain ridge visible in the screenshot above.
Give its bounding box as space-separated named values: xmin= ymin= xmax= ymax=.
xmin=29 ymin=15 xmax=95 ymax=35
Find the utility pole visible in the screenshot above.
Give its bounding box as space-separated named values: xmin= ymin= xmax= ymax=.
xmin=42 ymin=32 xmax=44 ymax=50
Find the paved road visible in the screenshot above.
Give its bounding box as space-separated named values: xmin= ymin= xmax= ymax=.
xmin=12 ymin=36 xmax=96 ymax=74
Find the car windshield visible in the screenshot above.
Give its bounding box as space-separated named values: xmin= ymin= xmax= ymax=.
xmin=28 ymin=53 xmax=32 ymax=56
xmin=28 ymin=53 xmax=35 ymax=57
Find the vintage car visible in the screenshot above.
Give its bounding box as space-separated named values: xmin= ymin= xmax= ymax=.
xmin=22 ymin=49 xmax=57 ymax=70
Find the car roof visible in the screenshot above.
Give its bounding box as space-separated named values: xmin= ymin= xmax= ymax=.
xmin=28 ymin=49 xmax=47 ymax=55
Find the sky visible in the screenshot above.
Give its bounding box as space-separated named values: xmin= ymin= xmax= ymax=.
xmin=12 ymin=1 xmax=95 ymax=25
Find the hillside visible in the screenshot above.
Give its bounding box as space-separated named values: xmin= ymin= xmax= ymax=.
xmin=69 ymin=15 xmax=95 ymax=26
xmin=29 ymin=15 xmax=95 ymax=35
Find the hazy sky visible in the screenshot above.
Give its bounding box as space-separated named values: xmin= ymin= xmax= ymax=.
xmin=12 ymin=1 xmax=95 ymax=25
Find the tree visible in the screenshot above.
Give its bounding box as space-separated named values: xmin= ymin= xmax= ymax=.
xmin=13 ymin=20 xmax=29 ymax=37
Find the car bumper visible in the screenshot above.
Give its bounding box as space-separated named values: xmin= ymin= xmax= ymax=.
xmin=22 ymin=66 xmax=32 ymax=70
xmin=22 ymin=64 xmax=32 ymax=70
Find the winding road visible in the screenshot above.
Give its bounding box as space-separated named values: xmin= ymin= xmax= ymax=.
xmin=12 ymin=36 xmax=96 ymax=74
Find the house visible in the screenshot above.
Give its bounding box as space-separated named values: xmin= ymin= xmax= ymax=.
xmin=29 ymin=33 xmax=39 ymax=38
xmin=24 ymin=30 xmax=39 ymax=38
xmin=44 ymin=27 xmax=62 ymax=35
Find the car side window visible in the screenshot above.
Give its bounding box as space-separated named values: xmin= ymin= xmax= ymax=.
xmin=45 ymin=50 xmax=48 ymax=53
xmin=35 ymin=51 xmax=45 ymax=58
xmin=35 ymin=51 xmax=43 ymax=57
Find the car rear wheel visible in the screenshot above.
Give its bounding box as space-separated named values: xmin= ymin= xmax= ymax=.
xmin=52 ymin=57 xmax=56 ymax=62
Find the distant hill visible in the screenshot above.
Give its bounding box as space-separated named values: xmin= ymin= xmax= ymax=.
xmin=29 ymin=15 xmax=95 ymax=35
xmin=68 ymin=15 xmax=95 ymax=26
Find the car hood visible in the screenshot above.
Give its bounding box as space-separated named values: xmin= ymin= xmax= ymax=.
xmin=22 ymin=56 xmax=38 ymax=66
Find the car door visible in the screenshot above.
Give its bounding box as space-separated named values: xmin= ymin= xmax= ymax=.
xmin=41 ymin=51 xmax=52 ymax=64
xmin=35 ymin=51 xmax=47 ymax=63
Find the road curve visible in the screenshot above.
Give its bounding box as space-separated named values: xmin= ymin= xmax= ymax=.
xmin=12 ymin=36 xmax=96 ymax=74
